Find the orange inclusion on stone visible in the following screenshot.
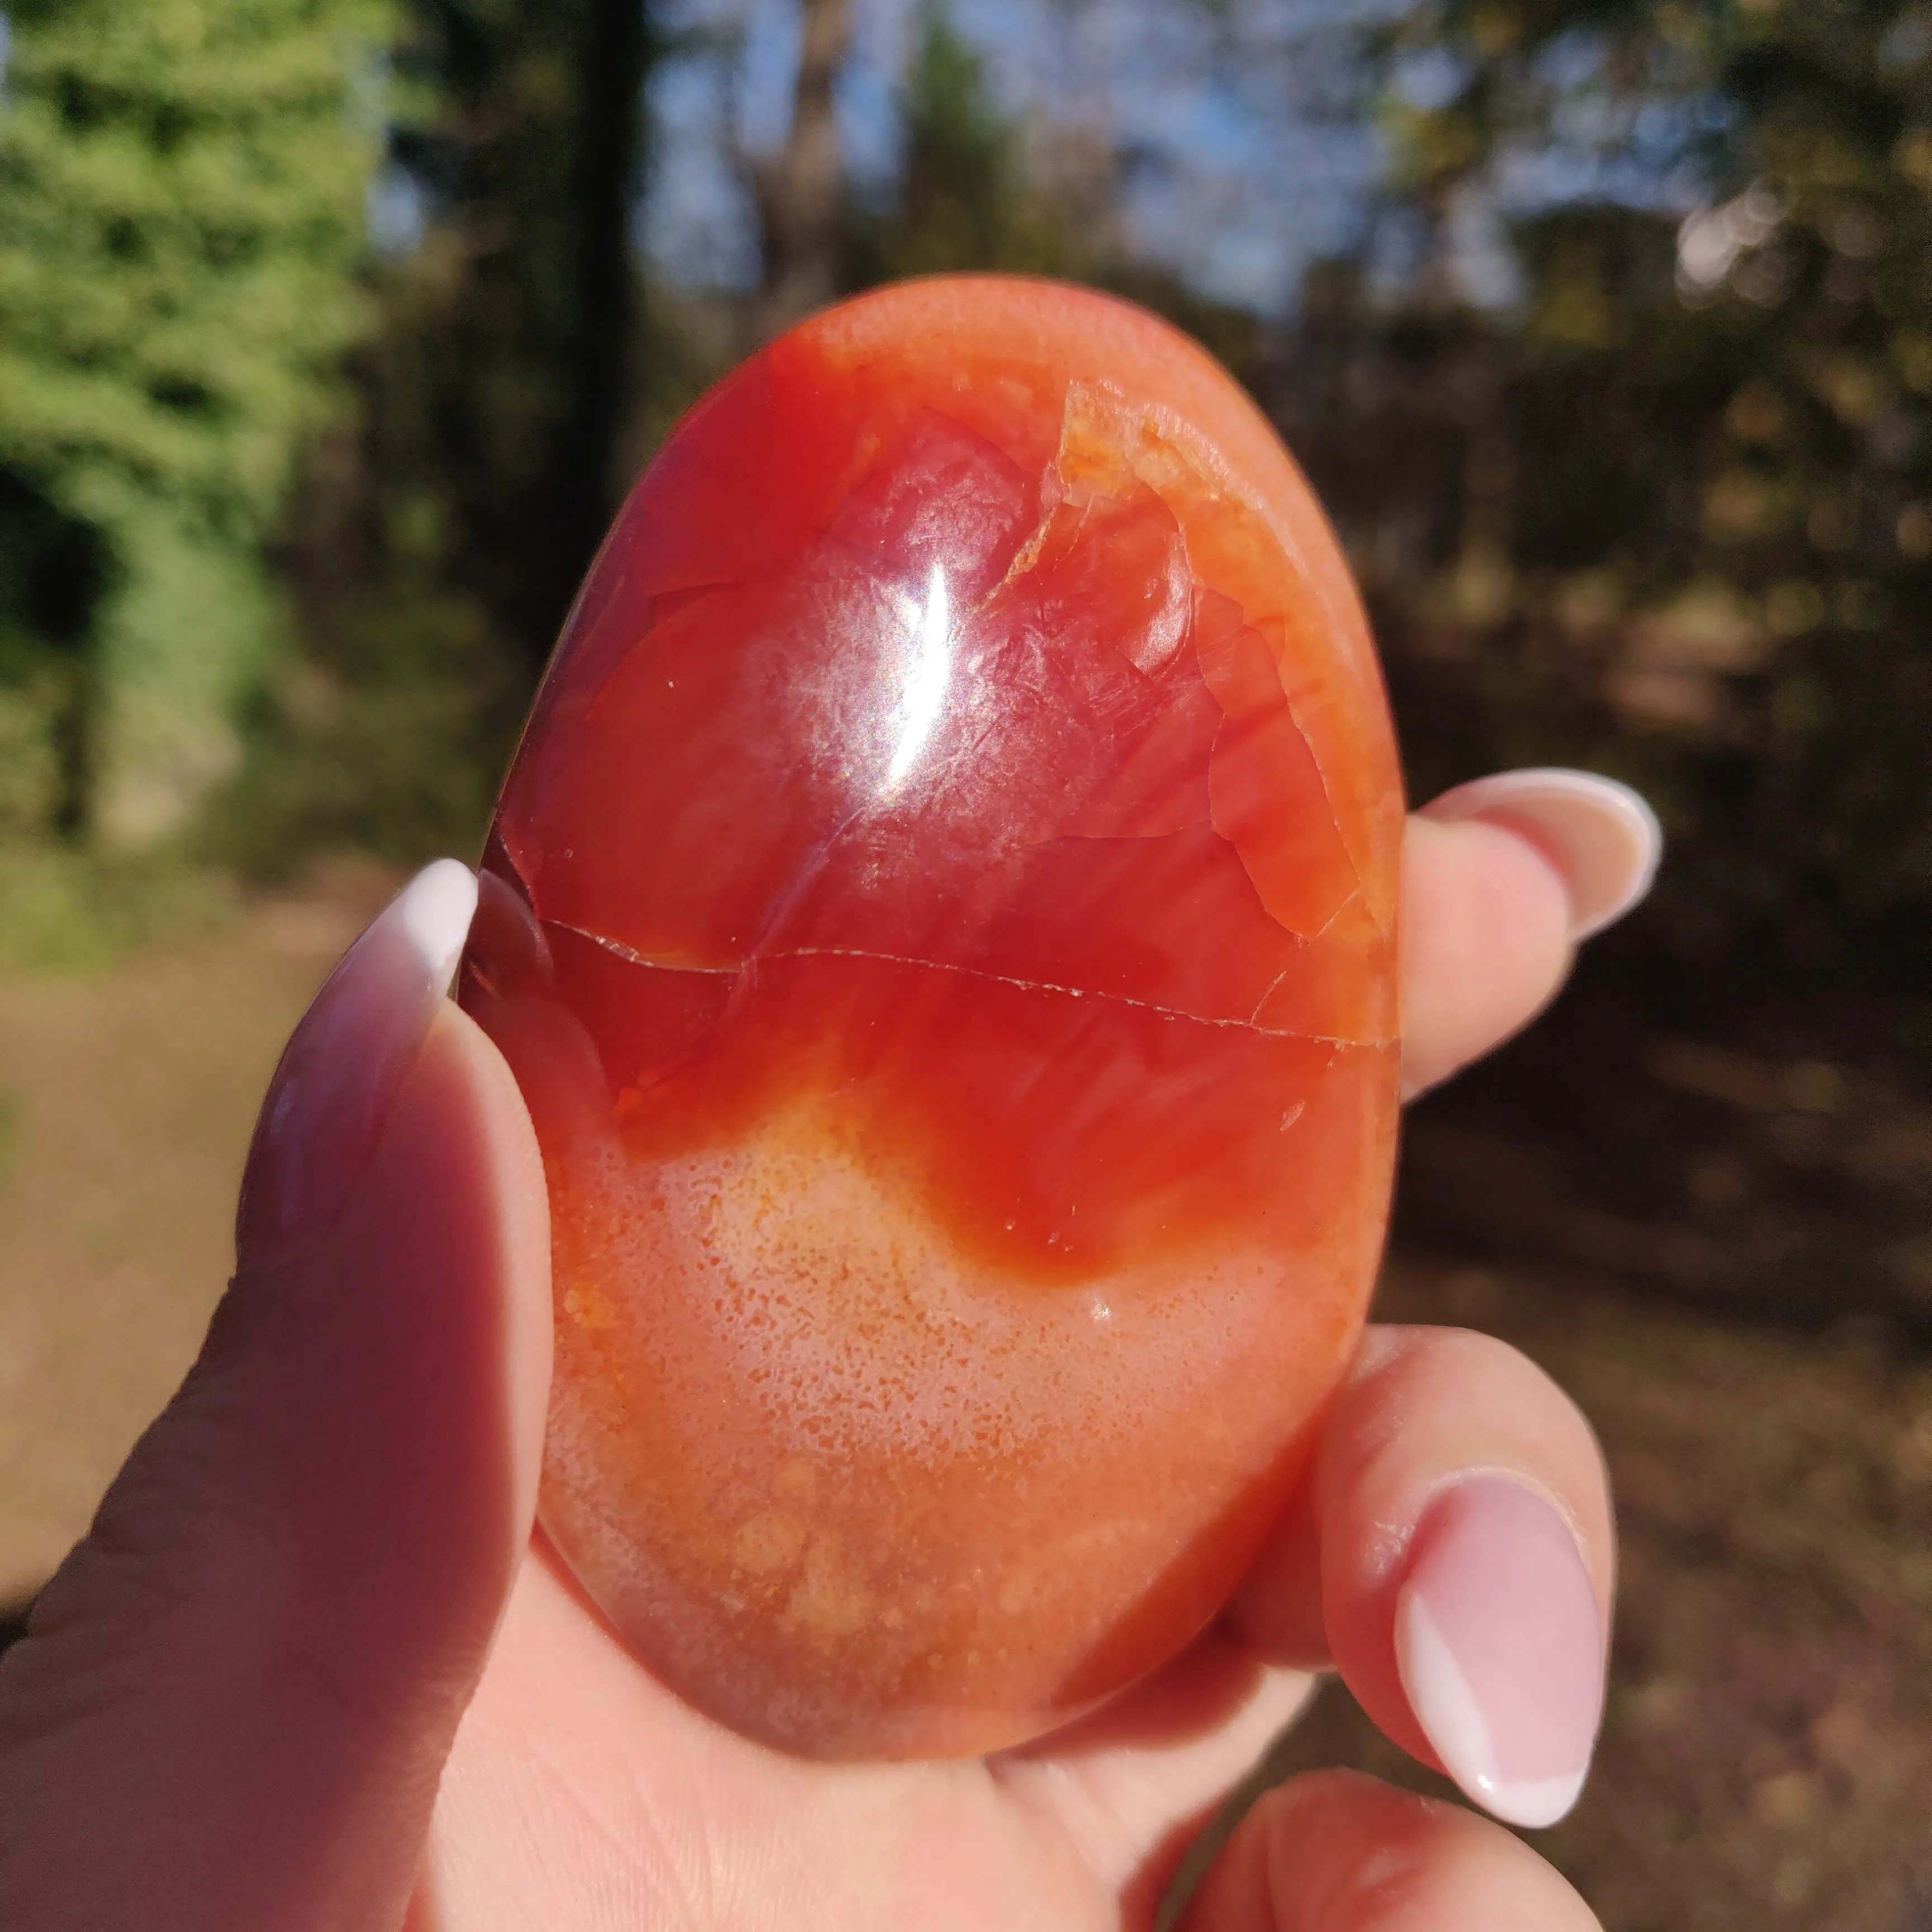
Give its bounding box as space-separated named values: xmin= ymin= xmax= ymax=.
xmin=459 ymin=277 xmax=1403 ymax=1760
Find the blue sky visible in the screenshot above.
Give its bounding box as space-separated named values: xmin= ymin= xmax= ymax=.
xmin=639 ymin=0 xmax=1389 ymax=313
xmin=355 ymin=0 xmax=1726 ymax=315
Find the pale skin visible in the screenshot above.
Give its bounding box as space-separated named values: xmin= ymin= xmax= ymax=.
xmin=0 ymin=801 xmax=1618 ymax=1932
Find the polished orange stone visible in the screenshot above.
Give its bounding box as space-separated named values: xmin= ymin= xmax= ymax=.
xmin=458 ymin=276 xmax=1403 ymax=1759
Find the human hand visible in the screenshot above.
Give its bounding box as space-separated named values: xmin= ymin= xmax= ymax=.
xmin=0 ymin=769 xmax=1658 ymax=1932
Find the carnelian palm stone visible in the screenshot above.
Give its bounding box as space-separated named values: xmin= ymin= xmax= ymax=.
xmin=459 ymin=276 xmax=1403 ymax=1760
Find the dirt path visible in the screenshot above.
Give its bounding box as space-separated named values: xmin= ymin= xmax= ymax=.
xmin=1 ymin=882 xmax=1927 ymax=1928
xmin=1296 ymin=1261 xmax=1932 ymax=1932
xmin=0 ymin=865 xmax=394 ymax=1604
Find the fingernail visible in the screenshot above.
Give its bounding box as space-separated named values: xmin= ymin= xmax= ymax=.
xmin=236 ymin=860 xmax=478 ymax=1273
xmin=1395 ymin=1477 xmax=1604 ymax=1829
xmin=1419 ymin=769 xmax=1661 ymax=940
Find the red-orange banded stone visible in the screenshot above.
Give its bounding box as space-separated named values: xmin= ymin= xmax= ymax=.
xmin=459 ymin=276 xmax=1403 ymax=1759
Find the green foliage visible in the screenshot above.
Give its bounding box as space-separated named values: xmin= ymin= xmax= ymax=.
xmin=207 ymin=577 xmax=517 ymax=873
xmin=204 ymin=237 xmax=520 ymax=876
xmin=839 ymin=6 xmax=1260 ymax=377
xmin=1289 ymin=0 xmax=1931 ymax=1030
xmin=852 ymin=4 xmax=1032 ymax=280
xmin=0 ymin=834 xmax=233 ymax=973
xmin=201 ymin=0 xmax=675 ymax=879
xmin=0 ymin=0 xmax=390 ymax=847
xmin=0 ymin=475 xmax=98 ymax=834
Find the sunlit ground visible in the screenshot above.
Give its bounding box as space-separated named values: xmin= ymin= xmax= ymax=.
xmin=1 ymin=871 xmax=1926 ymax=1930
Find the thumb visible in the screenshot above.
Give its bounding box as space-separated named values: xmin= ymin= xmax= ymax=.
xmin=0 ymin=862 xmax=551 ymax=1932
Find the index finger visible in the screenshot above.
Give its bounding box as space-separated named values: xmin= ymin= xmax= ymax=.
xmin=1400 ymin=770 xmax=1660 ymax=1098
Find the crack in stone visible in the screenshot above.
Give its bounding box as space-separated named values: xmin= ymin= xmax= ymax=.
xmin=544 ymin=917 xmax=1387 ymax=1049
xmin=546 ymin=921 xmax=736 ymax=973
xmin=1246 ymin=966 xmax=1292 ymax=1025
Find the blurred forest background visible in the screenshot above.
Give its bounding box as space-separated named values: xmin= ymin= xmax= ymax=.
xmin=0 ymin=1 xmax=1927 ymax=1926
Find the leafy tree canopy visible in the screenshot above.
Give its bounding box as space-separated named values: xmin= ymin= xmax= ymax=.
xmin=837 ymin=4 xmax=1260 ymax=376
xmin=0 ymin=0 xmax=387 ymax=845
xmin=1286 ymin=0 xmax=1930 ymax=1024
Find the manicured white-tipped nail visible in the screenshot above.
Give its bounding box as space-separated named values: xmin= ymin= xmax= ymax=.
xmin=1420 ymin=769 xmax=1662 ymax=940
xmin=395 ymin=858 xmax=481 ymax=991
xmin=1395 ymin=1478 xmax=1606 ymax=1830
xmin=236 ymin=860 xmax=479 ymax=1273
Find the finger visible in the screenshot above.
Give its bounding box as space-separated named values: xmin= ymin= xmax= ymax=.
xmin=0 ymin=863 xmax=552 ymax=1932
xmin=1183 ymin=1769 xmax=1602 ymax=1932
xmin=1401 ymin=769 xmax=1660 ymax=1098
xmin=1225 ymin=1328 xmax=1613 ymax=1829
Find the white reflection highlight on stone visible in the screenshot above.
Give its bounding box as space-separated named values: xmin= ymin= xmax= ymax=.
xmin=887 ymin=561 xmax=952 ymax=785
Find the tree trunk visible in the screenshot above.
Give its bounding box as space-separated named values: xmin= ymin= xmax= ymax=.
xmin=404 ymin=0 xmax=662 ymax=674
xmin=547 ymin=0 xmax=657 ymax=632
xmin=751 ymin=0 xmax=853 ymax=342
